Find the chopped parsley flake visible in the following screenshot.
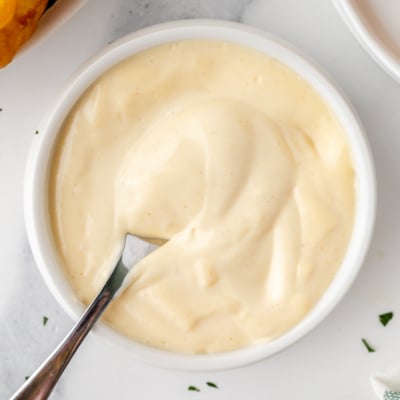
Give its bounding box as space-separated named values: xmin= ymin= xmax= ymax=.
xmin=361 ymin=338 xmax=375 ymax=353
xmin=25 ymin=376 xmax=29 ymax=381
xmin=379 ymin=312 xmax=393 ymax=327
xmin=188 ymin=385 xmax=200 ymax=392
xmin=206 ymin=381 xmax=218 ymax=389
xmin=42 ymin=316 xmax=48 ymax=326
xmin=34 ymin=130 xmax=39 ymax=135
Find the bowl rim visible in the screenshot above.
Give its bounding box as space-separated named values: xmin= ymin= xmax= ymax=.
xmin=24 ymin=19 xmax=376 ymax=371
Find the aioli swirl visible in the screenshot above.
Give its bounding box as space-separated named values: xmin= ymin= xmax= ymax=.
xmin=49 ymin=40 xmax=355 ymax=353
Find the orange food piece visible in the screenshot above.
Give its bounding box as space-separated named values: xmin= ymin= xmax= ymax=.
xmin=0 ymin=0 xmax=18 ymax=28
xmin=0 ymin=0 xmax=48 ymax=68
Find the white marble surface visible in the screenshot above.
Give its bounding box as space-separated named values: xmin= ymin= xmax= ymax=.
xmin=1 ymin=0 xmax=400 ymax=398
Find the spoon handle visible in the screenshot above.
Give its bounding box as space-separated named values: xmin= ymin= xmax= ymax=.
xmin=10 ymin=259 xmax=128 ymax=400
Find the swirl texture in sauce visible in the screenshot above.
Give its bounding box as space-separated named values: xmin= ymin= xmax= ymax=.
xmin=49 ymin=41 xmax=355 ymax=353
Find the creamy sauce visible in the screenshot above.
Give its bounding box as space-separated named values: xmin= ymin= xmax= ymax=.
xmin=49 ymin=40 xmax=355 ymax=353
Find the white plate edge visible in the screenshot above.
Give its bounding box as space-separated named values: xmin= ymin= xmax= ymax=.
xmin=17 ymin=0 xmax=89 ymax=57
xmin=332 ymin=0 xmax=400 ymax=84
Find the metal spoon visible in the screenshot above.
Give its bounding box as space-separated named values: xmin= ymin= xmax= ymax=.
xmin=10 ymin=234 xmax=157 ymax=400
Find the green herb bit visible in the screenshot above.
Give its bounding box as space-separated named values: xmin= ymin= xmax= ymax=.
xmin=188 ymin=385 xmax=200 ymax=392
xmin=42 ymin=316 xmax=48 ymax=326
xmin=206 ymin=381 xmax=218 ymax=389
xmin=361 ymin=338 xmax=375 ymax=352
xmin=25 ymin=376 xmax=29 ymax=381
xmin=34 ymin=130 xmax=39 ymax=135
xmin=379 ymin=312 xmax=393 ymax=327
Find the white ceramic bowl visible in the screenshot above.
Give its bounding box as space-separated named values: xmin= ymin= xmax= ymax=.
xmin=24 ymin=20 xmax=376 ymax=371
